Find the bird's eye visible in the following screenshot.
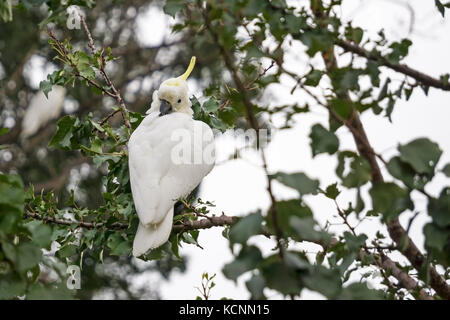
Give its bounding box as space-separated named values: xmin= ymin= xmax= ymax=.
xmin=177 ymin=99 xmax=182 ymax=103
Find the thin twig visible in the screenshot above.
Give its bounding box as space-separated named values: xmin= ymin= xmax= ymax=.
xmin=78 ymin=13 xmax=131 ymax=129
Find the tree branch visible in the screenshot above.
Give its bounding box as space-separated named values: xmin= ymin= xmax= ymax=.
xmin=24 ymin=211 xmax=128 ymax=230
xmin=336 ymin=39 xmax=450 ymax=91
xmin=25 ymin=204 xmax=432 ymax=299
xmin=78 ymin=13 xmax=131 ymax=129
xmin=199 ymin=1 xmax=285 ymax=258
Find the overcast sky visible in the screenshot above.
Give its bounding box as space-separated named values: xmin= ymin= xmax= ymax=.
xmin=120 ymin=0 xmax=450 ymax=299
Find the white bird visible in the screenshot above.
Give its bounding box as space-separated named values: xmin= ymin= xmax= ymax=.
xmin=128 ymin=57 xmax=215 ymax=257
xmin=21 ymin=85 xmax=66 ymax=139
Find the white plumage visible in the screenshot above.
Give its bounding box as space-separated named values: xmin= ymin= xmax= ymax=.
xmin=128 ymin=57 xmax=215 ymax=257
xmin=21 ymin=85 xmax=66 ymax=139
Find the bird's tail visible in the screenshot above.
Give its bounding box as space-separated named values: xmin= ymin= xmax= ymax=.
xmin=132 ymin=207 xmax=174 ymax=257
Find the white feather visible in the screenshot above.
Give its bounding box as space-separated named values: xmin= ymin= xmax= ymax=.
xmin=132 ymin=207 xmax=174 ymax=257
xmin=129 ymin=87 xmax=215 ymax=256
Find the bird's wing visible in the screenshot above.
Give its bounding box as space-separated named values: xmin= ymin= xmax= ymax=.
xmin=128 ymin=117 xmax=173 ymax=226
xmin=128 ymin=114 xmax=215 ymax=227
xmin=155 ymin=118 xmax=215 ymax=217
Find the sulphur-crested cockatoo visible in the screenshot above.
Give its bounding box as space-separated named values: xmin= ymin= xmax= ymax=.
xmin=129 ymin=57 xmax=215 ymax=257
xmin=21 ymin=85 xmax=66 ymax=139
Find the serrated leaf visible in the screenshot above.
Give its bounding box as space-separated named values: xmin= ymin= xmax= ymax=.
xmin=163 ymin=0 xmax=184 ymax=18
xmin=323 ymin=183 xmax=340 ymax=200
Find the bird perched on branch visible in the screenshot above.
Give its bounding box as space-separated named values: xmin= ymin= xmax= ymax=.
xmin=128 ymin=57 xmax=215 ymax=257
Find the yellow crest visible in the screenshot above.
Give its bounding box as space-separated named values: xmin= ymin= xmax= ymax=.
xmin=165 ymin=56 xmax=196 ymax=86
xmin=181 ymin=56 xmax=196 ymax=80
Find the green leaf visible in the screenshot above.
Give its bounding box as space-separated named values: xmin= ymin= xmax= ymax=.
xmin=428 ymin=187 xmax=450 ymax=228
xmin=0 ymin=127 xmax=9 ymax=136
xmin=48 ymin=116 xmax=77 ymax=149
xmin=423 ymin=221 xmax=449 ymax=266
xmin=246 ymin=274 xmax=266 ymax=299
xmin=243 ymin=0 xmax=267 ymax=16
xmin=284 ymin=251 xmax=311 ymax=270
xmin=336 ymin=151 xmax=372 ymax=188
xmin=39 ymin=80 xmax=53 ymax=98
xmin=441 ymin=163 xmax=450 ymax=177
xmin=343 ymin=231 xmax=367 ymax=252
xmin=290 ymin=216 xmax=331 ymax=243
xmin=57 ymin=244 xmax=77 ymax=259
xmin=355 ymin=188 xmax=365 ymax=215
xmin=163 ymin=0 xmax=184 ymax=18
xmin=271 ymin=172 xmax=319 ymax=196
xmin=110 ymin=241 xmax=131 ymax=256
xmin=377 ymin=78 xmax=390 ymax=101
xmin=346 ymin=26 xmax=363 ymax=44
xmin=15 ymin=243 xmax=43 ymax=272
xmin=338 ymin=283 xmax=384 ymax=300
xmin=107 ymin=233 xmax=131 ymax=256
xmin=398 ymin=138 xmax=442 ymax=176
xmin=369 ymin=182 xmax=413 ymax=221
xmin=0 ymin=173 xmax=25 ymax=214
xmin=223 ymin=246 xmax=263 ymax=281
xmin=387 ymin=156 xmax=428 ymax=189
xmin=299 ymin=30 xmax=334 ymax=57
xmin=330 ymin=99 xmax=353 ymax=120
xmin=74 ymin=51 xmax=95 ymax=80
xmin=323 ymin=183 xmax=340 ymax=200
xmin=310 ymin=124 xmax=339 ymax=157
xmin=303 ymin=266 xmax=342 ymax=298
xmin=424 ymin=223 xmax=447 ymax=250
xmin=265 ymin=199 xmax=314 ymax=239
xmin=229 ymin=212 xmax=263 ymax=244
xmin=387 ymin=39 xmax=412 ymax=64
xmin=261 ymin=257 xmax=303 ymax=295
xmin=435 ymin=0 xmax=445 ymax=17
xmin=304 ymin=70 xmax=324 ymax=87
xmin=26 ymin=221 xmax=53 ymax=249
xmin=0 ymin=274 xmax=26 ymax=299
xmin=203 ymin=98 xmax=220 ymax=113
xmin=27 ymin=283 xmax=73 ymax=300
xmin=271 ymin=199 xmax=312 ymax=232
xmin=81 ymin=136 xmax=103 ymax=154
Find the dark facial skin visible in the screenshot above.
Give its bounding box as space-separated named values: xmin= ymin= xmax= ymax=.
xmin=159 ymin=99 xmax=173 ymax=116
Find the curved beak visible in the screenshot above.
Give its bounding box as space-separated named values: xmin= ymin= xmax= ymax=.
xmin=159 ymin=99 xmax=173 ymax=116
